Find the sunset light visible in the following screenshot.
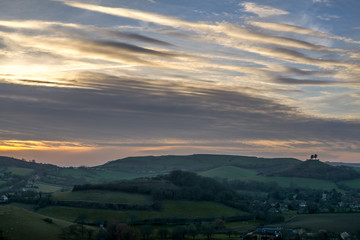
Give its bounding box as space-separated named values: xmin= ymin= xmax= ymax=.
xmin=0 ymin=0 xmax=359 ymax=165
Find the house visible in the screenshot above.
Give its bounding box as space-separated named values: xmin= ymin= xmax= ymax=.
xmin=254 ymin=227 xmax=282 ymax=240
xmin=299 ymin=202 xmax=307 ymax=208
xmin=340 ymin=232 xmax=350 ymax=240
xmin=0 ymin=195 xmax=8 ymax=203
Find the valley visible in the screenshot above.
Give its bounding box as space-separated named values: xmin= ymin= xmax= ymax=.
xmin=1 ymin=154 xmax=360 ymax=240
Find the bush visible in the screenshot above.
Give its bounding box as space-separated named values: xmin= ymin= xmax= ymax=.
xmin=43 ymin=218 xmax=53 ymax=224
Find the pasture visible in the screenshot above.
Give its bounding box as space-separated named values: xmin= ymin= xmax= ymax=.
xmin=7 ymin=166 xmax=34 ymax=176
xmin=339 ymin=178 xmax=360 ymax=189
xmin=277 ymin=213 xmax=360 ymax=233
xmin=34 ymin=182 xmax=65 ymax=192
xmin=38 ymin=200 xmax=245 ymax=223
xmin=52 ymin=190 xmax=151 ymax=204
xmin=248 ymin=176 xmax=339 ymax=190
xmin=0 ymin=205 xmax=73 ymax=240
xmin=199 ymin=166 xmax=258 ymax=180
xmin=197 ymin=165 xmax=338 ymax=190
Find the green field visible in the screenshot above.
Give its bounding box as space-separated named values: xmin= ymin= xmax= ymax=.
xmin=199 ymin=166 xmax=258 ymax=180
xmin=7 ymin=167 xmax=34 ymax=176
xmin=34 ymin=182 xmax=66 ymax=192
xmin=88 ymin=170 xmax=156 ymax=182
xmin=0 ymin=205 xmax=74 ymax=240
xmin=198 ymin=165 xmax=338 ymax=190
xmin=52 ymin=190 xmax=151 ymax=204
xmin=275 ymin=213 xmax=360 ymax=233
xmin=101 ymin=155 xmax=300 ymax=175
xmin=57 ymin=168 xmax=156 ymax=183
xmin=0 ymin=180 xmax=6 ymax=185
xmin=247 ymin=176 xmax=339 ymax=190
xmin=339 ymin=178 xmax=360 ymax=189
xmin=39 ymin=200 xmax=245 ymax=223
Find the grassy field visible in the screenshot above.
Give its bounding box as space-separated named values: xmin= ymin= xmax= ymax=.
xmin=273 ymin=213 xmax=360 ymax=233
xmin=247 ymin=176 xmax=339 ymax=190
xmin=236 ymin=190 xmax=268 ymax=199
xmin=101 ymin=155 xmax=301 ymax=174
xmin=0 ymin=205 xmax=75 ymax=240
xmin=52 ymin=190 xmax=151 ymax=204
xmin=339 ymin=178 xmax=360 ymax=189
xmin=199 ymin=166 xmax=258 ymax=180
xmin=198 ymin=165 xmax=338 ymax=190
xmin=7 ymin=166 xmax=34 ymax=176
xmin=34 ymin=182 xmax=66 ymax=192
xmin=57 ymin=168 xmax=156 ymax=183
xmin=0 ymin=180 xmax=6 ymax=185
xmin=88 ymin=170 xmax=156 ymax=183
xmin=38 ymin=200 xmax=245 ymax=223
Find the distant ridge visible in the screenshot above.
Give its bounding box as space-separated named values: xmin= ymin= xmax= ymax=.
xmin=271 ymin=159 xmax=360 ymax=181
xmin=327 ymin=161 xmax=360 ymax=168
xmin=97 ymin=154 xmax=301 ymax=174
xmin=0 ymin=156 xmax=58 ymax=170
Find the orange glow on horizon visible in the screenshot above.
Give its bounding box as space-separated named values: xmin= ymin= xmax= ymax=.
xmin=0 ymin=140 xmax=95 ymax=152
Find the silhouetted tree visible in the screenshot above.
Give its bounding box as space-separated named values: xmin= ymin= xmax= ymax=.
xmin=157 ymin=228 xmax=169 ymax=239
xmin=104 ymin=222 xmax=140 ymax=240
xmin=187 ymin=224 xmax=198 ymax=240
xmin=172 ymin=226 xmax=187 ymax=240
xmin=140 ymin=225 xmax=152 ymax=240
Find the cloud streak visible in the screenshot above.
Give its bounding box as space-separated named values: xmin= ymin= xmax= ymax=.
xmin=240 ymin=2 xmax=289 ymax=18
xmin=0 ymin=0 xmax=359 ymax=165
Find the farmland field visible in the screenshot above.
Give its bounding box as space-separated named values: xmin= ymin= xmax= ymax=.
xmin=247 ymin=176 xmax=339 ymax=190
xmin=7 ymin=167 xmax=34 ymax=176
xmin=52 ymin=190 xmax=151 ymax=204
xmin=276 ymin=213 xmax=360 ymax=233
xmin=38 ymin=200 xmax=245 ymax=223
xmin=57 ymin=168 xmax=156 ymax=183
xmin=88 ymin=170 xmax=156 ymax=182
xmin=198 ymin=166 xmax=338 ymax=190
xmin=34 ymin=182 xmax=65 ymax=192
xmin=339 ymin=178 xmax=360 ymax=189
xmin=199 ymin=166 xmax=258 ymax=180
xmin=0 ymin=205 xmax=75 ymax=240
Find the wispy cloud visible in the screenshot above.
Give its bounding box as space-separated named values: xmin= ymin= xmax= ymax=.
xmin=317 ymin=15 xmax=340 ymax=21
xmin=313 ymin=0 xmax=329 ymax=3
xmin=1 ymin=0 xmax=360 ymax=164
xmin=249 ymin=21 xmax=360 ymax=45
xmin=240 ymin=2 xmax=289 ymax=18
xmin=0 ymin=140 xmax=93 ymax=151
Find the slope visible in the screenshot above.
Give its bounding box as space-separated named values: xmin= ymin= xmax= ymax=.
xmin=271 ymin=160 xmax=360 ymax=181
xmin=98 ymin=154 xmax=301 ymax=174
xmin=0 ymin=205 xmax=74 ymax=240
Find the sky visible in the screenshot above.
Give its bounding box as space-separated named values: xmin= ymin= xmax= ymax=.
xmin=0 ymin=0 xmax=359 ymax=166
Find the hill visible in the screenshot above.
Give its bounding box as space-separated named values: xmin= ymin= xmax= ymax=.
xmin=271 ymin=160 xmax=360 ymax=181
xmin=0 ymin=205 xmax=74 ymax=240
xmin=0 ymin=156 xmax=58 ymax=171
xmin=199 ymin=166 xmax=259 ymax=180
xmin=98 ymin=154 xmax=301 ymax=174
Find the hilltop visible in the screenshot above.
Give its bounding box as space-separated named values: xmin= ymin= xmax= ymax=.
xmin=271 ymin=159 xmax=360 ymax=181
xmin=0 ymin=205 xmax=74 ymax=240
xmin=98 ymin=154 xmax=301 ymax=174
xmin=0 ymin=156 xmax=58 ymax=170
xmin=1 ymin=154 xmax=360 ymax=189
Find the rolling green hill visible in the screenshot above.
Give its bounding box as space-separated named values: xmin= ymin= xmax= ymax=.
xmin=199 ymin=166 xmax=259 ymax=180
xmin=52 ymin=190 xmax=151 ymax=204
xmin=274 ymin=213 xmax=360 ymax=233
xmin=0 ymin=205 xmax=75 ymax=240
xmin=38 ymin=200 xmax=245 ymax=223
xmin=0 ymin=156 xmax=58 ymax=171
xmin=1 ymin=154 xmax=358 ymax=191
xmin=99 ymin=154 xmax=301 ymax=174
xmin=272 ymin=160 xmax=360 ymax=181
